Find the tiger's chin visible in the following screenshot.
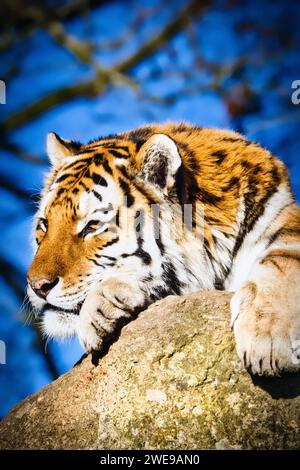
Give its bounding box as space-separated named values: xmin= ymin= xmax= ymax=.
xmin=39 ymin=301 xmax=84 ymax=340
xmin=42 ymin=308 xmax=79 ymax=340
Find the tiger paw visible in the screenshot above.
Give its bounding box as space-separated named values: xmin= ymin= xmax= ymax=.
xmin=76 ymin=284 xmax=131 ymax=353
xmin=231 ymin=282 xmax=300 ymax=376
xmin=98 ymin=277 xmax=146 ymax=312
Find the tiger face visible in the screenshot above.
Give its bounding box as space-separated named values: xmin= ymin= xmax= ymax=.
xmin=27 ymin=129 xmax=189 ymax=341
xmin=28 ymin=154 xmax=124 ymax=310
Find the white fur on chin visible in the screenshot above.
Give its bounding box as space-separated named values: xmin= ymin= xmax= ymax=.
xmin=42 ymin=310 xmax=78 ymax=339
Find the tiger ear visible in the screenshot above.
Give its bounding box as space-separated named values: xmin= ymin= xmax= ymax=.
xmin=46 ymin=132 xmax=80 ymax=166
xmin=136 ymin=134 xmax=181 ymax=194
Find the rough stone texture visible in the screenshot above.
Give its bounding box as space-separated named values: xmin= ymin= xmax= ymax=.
xmin=1 ymin=291 xmax=300 ymax=450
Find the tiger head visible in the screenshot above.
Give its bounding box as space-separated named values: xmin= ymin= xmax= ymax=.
xmin=27 ymin=128 xmax=183 ymax=338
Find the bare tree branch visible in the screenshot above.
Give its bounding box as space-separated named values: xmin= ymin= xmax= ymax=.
xmin=0 ymin=0 xmax=107 ymax=53
xmin=46 ymin=20 xmax=96 ymax=64
xmin=0 ymin=0 xmax=209 ymax=133
xmin=1 ymin=140 xmax=47 ymax=165
xmin=0 ymin=176 xmax=33 ymax=201
xmin=46 ymin=20 xmax=140 ymax=90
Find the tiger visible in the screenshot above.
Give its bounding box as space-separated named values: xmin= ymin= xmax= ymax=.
xmin=27 ymin=122 xmax=300 ymax=376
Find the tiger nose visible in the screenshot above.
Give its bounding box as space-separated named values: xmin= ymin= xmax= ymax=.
xmin=28 ymin=277 xmax=59 ymax=299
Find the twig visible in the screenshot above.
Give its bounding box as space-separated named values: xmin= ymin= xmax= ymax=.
xmin=46 ymin=21 xmax=139 ymax=90
xmin=1 ymin=140 xmax=47 ymax=165
xmin=46 ymin=20 xmax=95 ymax=65
xmin=0 ymin=0 xmax=209 ymax=132
xmin=0 ymin=0 xmax=107 ymax=53
xmin=0 ymin=176 xmax=33 ymax=200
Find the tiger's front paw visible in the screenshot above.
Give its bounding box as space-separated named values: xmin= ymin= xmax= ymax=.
xmin=77 ymin=285 xmax=131 ymax=353
xmin=231 ymin=283 xmax=300 ymax=376
xmin=76 ymin=278 xmax=145 ymax=353
xmin=98 ymin=277 xmax=146 ymax=312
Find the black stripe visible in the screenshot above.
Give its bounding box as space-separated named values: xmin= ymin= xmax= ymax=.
xmin=128 ymin=128 xmax=152 ymax=151
xmin=211 ymin=150 xmax=227 ymax=165
xmin=133 ymin=182 xmax=159 ymax=206
xmin=253 ymin=165 xmax=262 ymax=175
xmin=64 ymin=157 xmax=93 ymax=170
xmin=92 ymin=173 xmax=108 ymax=186
xmin=119 ymin=178 xmax=134 ymax=207
xmin=120 ymin=216 xmax=152 ymax=266
xmin=79 ymin=181 xmax=88 ymax=190
xmin=56 ymin=187 xmax=66 ymax=196
xmin=162 ymin=261 xmax=183 ymax=295
xmin=82 ymin=168 xmax=91 ymax=179
xmin=115 ymin=209 xmax=120 ymax=227
xmin=70 ymin=164 xmax=89 ymax=177
xmin=266 ymin=252 xmax=300 ymax=264
xmin=93 ymin=153 xmax=104 ymax=165
xmin=92 ymin=189 xmax=102 ymax=202
xmin=214 ymin=278 xmax=224 ymax=290
xmin=91 ymin=321 xmax=104 ymax=336
xmin=109 ymin=149 xmax=129 ymax=159
xmin=222 ymin=137 xmax=252 ymax=145
xmin=136 ymin=236 xmax=151 ymax=265
xmin=260 ymin=258 xmax=283 ymax=272
xmin=177 ymin=142 xmax=199 ymax=172
xmin=56 ymin=173 xmax=72 ymax=183
xmin=156 ymin=237 xmax=165 ymax=255
xmin=175 ymin=123 xmax=192 ymax=133
xmin=79 ymin=220 xmax=103 ymax=239
xmin=102 ymin=237 xmax=119 ymax=248
xmin=267 ymin=227 xmax=300 ymax=248
xmin=206 ymin=236 xmax=230 ymax=285
xmin=204 ymin=238 xmax=214 ymax=262
xmin=134 ymin=209 xmax=144 ymax=236
xmin=96 ymin=307 xmax=112 ymax=321
xmin=65 ymin=196 xmax=74 ymax=207
xmin=264 ymin=203 xmax=295 ymax=249
xmin=77 ymin=148 xmax=100 ymax=155
xmin=99 ymin=255 xmax=116 ymax=261
xmin=223 ymin=177 xmax=239 ymax=192
xmin=271 ymin=166 xmax=280 ymax=184
xmin=122 ymin=248 xmax=152 ymax=266
xmin=117 ymin=165 xmax=130 ymax=179
xmin=99 ymin=144 xmax=129 ymax=152
xmin=102 ymin=159 xmax=113 ymax=175
xmin=150 ymin=285 xmax=173 ymax=301
xmin=241 ymin=160 xmax=252 ymax=170
xmin=88 ymin=258 xmax=105 ymax=267
xmin=174 ymin=165 xmax=186 ymax=205
xmin=198 ymin=187 xmax=223 ymax=205
xmin=232 ymin=166 xmax=280 ymax=258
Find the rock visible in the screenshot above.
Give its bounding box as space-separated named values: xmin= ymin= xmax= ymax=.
xmin=1 ymin=291 xmax=300 ymax=450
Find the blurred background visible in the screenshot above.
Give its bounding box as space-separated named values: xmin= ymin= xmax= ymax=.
xmin=0 ymin=0 xmax=299 ymax=418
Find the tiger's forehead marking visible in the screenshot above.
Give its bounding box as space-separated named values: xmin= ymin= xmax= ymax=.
xmin=42 ymin=142 xmax=137 ymax=221
xmin=77 ymin=173 xmax=122 ymax=218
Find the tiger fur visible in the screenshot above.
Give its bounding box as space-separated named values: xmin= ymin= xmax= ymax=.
xmin=27 ymin=122 xmax=300 ymax=376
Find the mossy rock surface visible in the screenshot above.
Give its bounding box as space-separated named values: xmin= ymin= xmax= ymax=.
xmin=1 ymin=291 xmax=300 ymax=450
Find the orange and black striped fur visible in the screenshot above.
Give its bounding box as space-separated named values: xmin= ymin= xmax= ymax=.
xmin=27 ymin=123 xmax=300 ymax=376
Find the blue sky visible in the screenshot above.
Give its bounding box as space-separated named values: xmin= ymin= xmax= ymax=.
xmin=0 ymin=0 xmax=299 ymax=417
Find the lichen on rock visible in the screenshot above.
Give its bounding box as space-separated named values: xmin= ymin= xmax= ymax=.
xmin=0 ymin=291 xmax=300 ymax=450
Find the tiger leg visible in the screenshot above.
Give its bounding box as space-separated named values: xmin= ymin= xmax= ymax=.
xmin=76 ymin=276 xmax=148 ymax=352
xmin=231 ymin=217 xmax=300 ymax=376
